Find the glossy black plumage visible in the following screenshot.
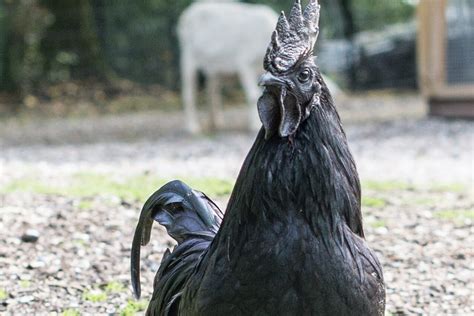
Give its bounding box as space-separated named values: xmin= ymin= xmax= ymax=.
xmin=131 ymin=76 xmax=385 ymax=315
xmin=131 ymin=181 xmax=223 ymax=313
xmin=131 ymin=1 xmax=385 ymax=315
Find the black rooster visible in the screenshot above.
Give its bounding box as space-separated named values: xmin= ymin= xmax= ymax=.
xmin=131 ymin=1 xmax=385 ymax=315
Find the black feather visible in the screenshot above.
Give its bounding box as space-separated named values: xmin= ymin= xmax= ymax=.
xmin=130 ymin=180 xmax=222 ymax=301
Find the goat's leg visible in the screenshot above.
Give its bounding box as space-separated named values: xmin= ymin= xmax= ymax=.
xmin=181 ymin=50 xmax=200 ymax=133
xmin=238 ymin=66 xmax=261 ymax=131
xmin=207 ymin=74 xmax=224 ymax=130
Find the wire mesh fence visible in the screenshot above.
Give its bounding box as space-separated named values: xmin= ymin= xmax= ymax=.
xmin=0 ymin=0 xmax=419 ymax=96
xmin=445 ymin=0 xmax=474 ymax=85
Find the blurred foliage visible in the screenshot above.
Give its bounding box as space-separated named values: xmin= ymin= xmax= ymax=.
xmin=0 ymin=1 xmax=6 ymax=87
xmin=349 ymin=0 xmax=415 ymax=31
xmin=40 ymin=0 xmax=108 ymax=83
xmin=1 ymin=0 xmax=53 ymax=94
xmin=0 ymin=0 xmax=415 ymax=98
xmin=243 ymin=0 xmax=415 ymax=37
xmin=102 ymin=0 xmax=193 ymax=88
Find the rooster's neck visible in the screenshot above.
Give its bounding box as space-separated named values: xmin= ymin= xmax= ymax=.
xmin=224 ymin=82 xmax=363 ymax=238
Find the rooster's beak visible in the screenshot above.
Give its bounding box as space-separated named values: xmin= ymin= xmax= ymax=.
xmin=258 ymin=72 xmax=285 ymax=87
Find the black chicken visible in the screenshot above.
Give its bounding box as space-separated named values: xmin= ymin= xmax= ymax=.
xmin=131 ymin=0 xmax=385 ymax=315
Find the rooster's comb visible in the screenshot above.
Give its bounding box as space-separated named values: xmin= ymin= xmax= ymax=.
xmin=264 ymin=0 xmax=320 ymax=73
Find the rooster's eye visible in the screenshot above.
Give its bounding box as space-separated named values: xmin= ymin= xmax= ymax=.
xmin=297 ymin=69 xmax=311 ymax=83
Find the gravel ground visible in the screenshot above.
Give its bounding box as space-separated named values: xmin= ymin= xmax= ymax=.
xmin=0 ymin=96 xmax=473 ymax=315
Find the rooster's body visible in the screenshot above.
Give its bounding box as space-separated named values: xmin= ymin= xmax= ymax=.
xmin=131 ymin=1 xmax=385 ymax=315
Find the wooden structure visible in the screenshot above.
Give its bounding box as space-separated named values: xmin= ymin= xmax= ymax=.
xmin=418 ymin=0 xmax=474 ymax=118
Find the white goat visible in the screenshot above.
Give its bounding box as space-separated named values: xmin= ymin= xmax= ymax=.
xmin=177 ymin=1 xmax=278 ymax=133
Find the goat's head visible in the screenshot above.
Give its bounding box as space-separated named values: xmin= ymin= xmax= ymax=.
xmin=257 ymin=0 xmax=322 ymax=139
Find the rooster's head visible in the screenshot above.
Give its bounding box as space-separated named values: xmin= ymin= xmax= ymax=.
xmin=258 ymin=0 xmax=321 ymax=139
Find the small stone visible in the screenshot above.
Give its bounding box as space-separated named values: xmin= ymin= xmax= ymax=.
xmin=21 ymin=229 xmax=40 ymax=243
xmin=18 ymin=295 xmax=34 ymax=303
xmin=106 ymin=306 xmax=117 ymax=314
xmin=27 ymin=260 xmax=45 ymax=269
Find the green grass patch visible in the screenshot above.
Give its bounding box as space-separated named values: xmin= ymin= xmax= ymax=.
xmin=361 ymin=196 xmax=387 ymax=208
xmin=73 ymin=238 xmax=89 ymax=247
xmin=82 ymin=289 xmax=107 ymax=303
xmin=362 ymin=180 xmax=469 ymax=194
xmin=187 ymin=177 xmax=234 ymax=197
xmin=435 ymin=209 xmax=474 ymax=221
xmin=77 ymin=199 xmax=94 ymax=210
xmin=69 ymin=172 xmax=152 ymax=200
xmin=104 ymin=281 xmax=125 ymax=293
xmin=2 ymin=178 xmax=59 ymax=195
xmin=368 ymin=220 xmax=387 ymax=228
xmin=62 ymin=309 xmax=80 ymax=316
xmin=120 ymin=300 xmax=148 ymax=316
xmin=1 ymin=173 xmax=234 ymax=202
xmin=430 ymin=183 xmax=468 ymax=193
xmin=362 ymin=180 xmax=414 ymax=192
xmin=412 ymin=197 xmax=437 ymax=206
xmin=19 ymin=280 xmax=31 ymax=288
xmin=0 ymin=288 xmax=7 ymax=300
